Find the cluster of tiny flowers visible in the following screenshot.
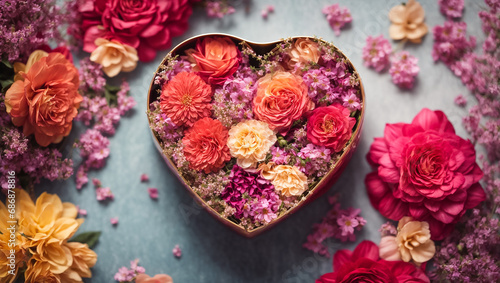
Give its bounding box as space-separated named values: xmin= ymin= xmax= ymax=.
xmin=454 ymin=94 xmax=467 ymax=107
xmin=322 ymin=4 xmax=352 ymax=36
xmin=432 ymin=21 xmax=476 ymax=67
xmin=74 ymin=129 xmax=110 ymax=189
xmin=192 ymin=170 xmax=230 ymax=201
xmin=362 ymin=35 xmax=392 ymax=72
xmin=147 ymin=101 xmax=183 ymax=147
xmin=206 ymin=0 xmax=235 ymax=19
xmin=438 ymin=0 xmax=464 ymax=19
xmin=114 ymin=259 xmax=145 ymax=282
xmin=221 ymin=165 xmax=282 ymax=228
xmin=155 ymin=58 xmax=192 ymax=85
xmin=0 ymin=0 xmax=64 ymax=61
xmin=303 ymin=196 xmax=366 ymax=257
xmin=296 ymin=144 xmax=333 ymax=179
xmin=379 ymin=222 xmax=397 ymax=237
xmin=0 ymin=127 xmax=73 ymax=191
xmin=79 ymin=58 xmax=106 ymax=94
xmin=64 ymin=0 xmax=83 ymax=50
xmin=389 ymin=51 xmax=420 ymax=89
xmin=479 ymin=1 xmax=500 ymax=57
xmin=302 ymin=57 xmax=361 ymax=111
xmin=212 ymin=74 xmax=257 ymax=128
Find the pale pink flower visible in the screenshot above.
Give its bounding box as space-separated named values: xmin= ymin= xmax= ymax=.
xmin=172 ymin=245 xmax=182 ymax=258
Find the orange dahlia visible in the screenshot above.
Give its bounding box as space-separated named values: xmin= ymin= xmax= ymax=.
xmin=182 ymin=117 xmax=231 ymax=173
xmin=160 ymin=72 xmax=212 ymax=127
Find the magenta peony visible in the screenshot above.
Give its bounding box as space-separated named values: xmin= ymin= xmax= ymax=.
xmin=365 ymin=108 xmax=485 ymax=240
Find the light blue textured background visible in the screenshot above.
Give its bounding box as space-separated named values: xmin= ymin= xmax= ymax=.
xmin=37 ymin=0 xmax=484 ymax=282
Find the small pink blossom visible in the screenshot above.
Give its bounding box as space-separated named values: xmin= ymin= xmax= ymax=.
xmin=148 ymin=187 xmax=159 ymax=199
xmin=140 ymin=173 xmax=149 ymax=182
xmin=78 ymin=208 xmax=88 ymax=216
xmin=322 ymin=4 xmax=352 ymax=36
xmin=267 ymin=5 xmax=275 ymax=13
xmin=261 ymin=9 xmax=268 ymax=19
xmin=96 ymin=187 xmax=114 ymax=201
xmin=173 ymin=245 xmax=182 ymax=258
xmin=439 ymin=0 xmax=464 ymax=19
xmin=111 ymin=217 xmax=119 ymax=225
xmin=454 ymin=94 xmax=467 ymax=107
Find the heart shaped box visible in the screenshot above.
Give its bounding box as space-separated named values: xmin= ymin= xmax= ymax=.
xmin=147 ymin=33 xmax=365 ymax=237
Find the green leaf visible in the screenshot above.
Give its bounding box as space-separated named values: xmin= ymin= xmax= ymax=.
xmin=69 ymin=231 xmax=101 ymax=249
xmin=1 ymin=79 xmax=13 ymax=93
xmin=2 ymin=59 xmax=12 ymax=69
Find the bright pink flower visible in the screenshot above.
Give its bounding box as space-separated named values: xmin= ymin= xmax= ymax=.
xmin=140 ymin=173 xmax=149 ymax=182
xmin=316 ymin=241 xmax=429 ymax=283
xmin=365 ymin=108 xmax=485 ymax=240
xmin=110 ymin=217 xmax=119 ymax=225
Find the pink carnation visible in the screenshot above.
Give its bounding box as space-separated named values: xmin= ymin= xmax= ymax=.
xmin=365 ymin=108 xmax=485 ymax=240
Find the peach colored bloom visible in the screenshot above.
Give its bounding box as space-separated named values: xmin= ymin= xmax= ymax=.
xmin=182 ymin=117 xmax=231 ymax=173
xmin=253 ymin=71 xmax=314 ymax=134
xmin=379 ymin=217 xmax=436 ymax=264
xmin=261 ymin=164 xmax=308 ymax=197
xmin=257 ymin=161 xmax=276 ymax=180
xmin=0 ymin=189 xmax=96 ymax=283
xmin=13 ymin=50 xmax=50 ymax=82
xmin=5 ymin=52 xmax=82 ymax=147
xmin=136 ymin=273 xmax=173 ymax=283
xmin=90 ymin=38 xmax=138 ymax=77
xmin=287 ymin=38 xmax=321 ymax=69
xmin=227 ymin=120 xmax=277 ymax=169
xmin=389 ymin=0 xmax=428 ymax=43
xmin=160 ymin=72 xmax=212 ymax=127
xmin=185 ymin=36 xmax=241 ymax=85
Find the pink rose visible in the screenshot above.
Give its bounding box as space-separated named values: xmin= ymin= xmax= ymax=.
xmin=253 ymin=71 xmax=314 ymax=134
xmin=81 ymin=0 xmax=194 ymax=62
xmin=365 ymin=108 xmax=485 ymax=240
xmin=185 ymin=36 xmax=241 ymax=85
xmin=306 ymin=104 xmax=356 ymax=152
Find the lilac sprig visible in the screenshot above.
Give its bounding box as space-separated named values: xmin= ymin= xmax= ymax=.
xmin=114 ymin=259 xmax=146 ymax=283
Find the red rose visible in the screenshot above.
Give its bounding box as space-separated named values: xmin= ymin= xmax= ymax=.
xmin=365 ymin=108 xmax=485 ymax=240
xmin=81 ymin=0 xmax=194 ymax=62
xmin=306 ymin=104 xmax=356 ymax=152
xmin=317 ymin=241 xmax=429 ymax=283
xmin=185 ymin=37 xmax=241 ymax=85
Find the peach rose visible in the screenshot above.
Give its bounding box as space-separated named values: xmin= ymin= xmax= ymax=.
xmin=136 ymin=274 xmax=173 ymax=283
xmin=287 ymin=38 xmax=321 ymax=69
xmin=13 ymin=50 xmax=49 ymax=81
xmin=253 ymin=71 xmax=314 ymax=134
xmin=227 ymin=120 xmax=277 ymax=169
xmin=185 ymin=36 xmax=241 ymax=85
xmin=379 ymin=217 xmax=436 ymax=264
xmin=90 ymin=38 xmax=138 ymax=77
xmin=5 ymin=53 xmax=82 ymax=147
xmin=261 ymin=164 xmax=308 ymax=197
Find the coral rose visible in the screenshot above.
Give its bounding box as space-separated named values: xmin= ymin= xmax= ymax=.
xmin=136 ymin=273 xmax=173 ymax=283
xmin=261 ymin=164 xmax=308 ymax=197
xmin=287 ymin=38 xmax=321 ymax=69
xmin=185 ymin=36 xmax=241 ymax=85
xmin=389 ymin=0 xmax=428 ymax=43
xmin=90 ymin=38 xmax=138 ymax=77
xmin=306 ymin=104 xmax=356 ymax=152
xmin=227 ymin=120 xmax=277 ymax=169
xmin=379 ymin=217 xmax=435 ymax=264
xmin=160 ymin=72 xmax=212 ymax=127
xmin=317 ymin=240 xmax=430 ymax=283
xmin=253 ymin=71 xmax=314 ymax=134
xmin=81 ymin=0 xmax=194 ymax=62
xmin=366 ymin=108 xmax=485 ymax=240
xmin=182 ymin=117 xmax=231 ymax=173
xmin=5 ymin=52 xmax=82 ymax=147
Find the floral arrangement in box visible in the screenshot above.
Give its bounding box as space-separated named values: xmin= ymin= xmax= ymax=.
xmin=147 ymin=35 xmax=364 ymax=233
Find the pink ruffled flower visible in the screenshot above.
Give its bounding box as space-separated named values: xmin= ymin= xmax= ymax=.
xmin=365 ymin=108 xmax=485 ymax=240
